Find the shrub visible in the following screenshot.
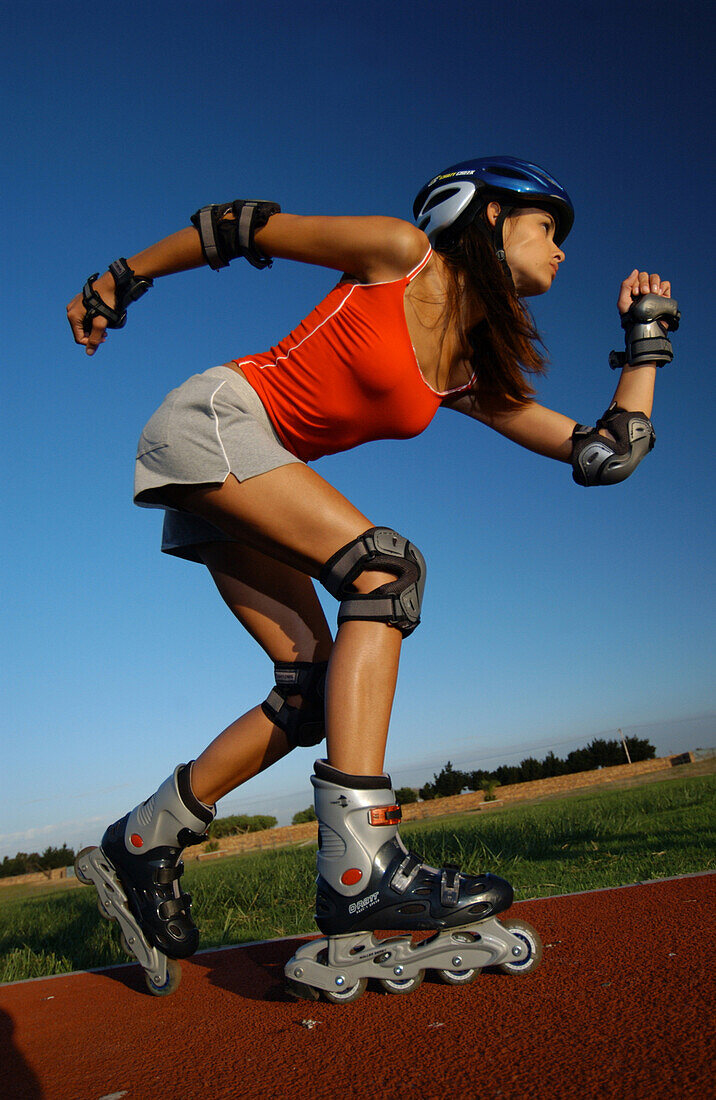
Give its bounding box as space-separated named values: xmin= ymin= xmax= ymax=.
xmin=292 ymin=806 xmax=317 ymax=825
xmin=209 ymin=814 xmax=277 ymax=839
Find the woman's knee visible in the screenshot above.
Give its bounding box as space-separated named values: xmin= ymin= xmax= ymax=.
xmin=320 ymin=526 xmax=426 ymax=638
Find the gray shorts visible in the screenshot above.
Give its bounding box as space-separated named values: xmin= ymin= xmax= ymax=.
xmin=134 ymin=366 xmax=302 ymax=562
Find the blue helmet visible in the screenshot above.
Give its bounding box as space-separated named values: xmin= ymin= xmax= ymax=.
xmin=413 ymin=156 xmax=574 ymax=249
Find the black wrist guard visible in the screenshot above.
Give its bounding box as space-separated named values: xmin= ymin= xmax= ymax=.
xmin=190 ymin=200 xmax=281 ymax=270
xmin=81 ymin=258 xmax=153 ymax=334
xmin=609 ymin=293 xmax=680 ymax=369
xmin=571 ymin=403 xmax=655 ymax=487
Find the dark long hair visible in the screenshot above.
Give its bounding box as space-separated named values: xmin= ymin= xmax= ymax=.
xmin=437 ymin=219 xmax=547 ymax=409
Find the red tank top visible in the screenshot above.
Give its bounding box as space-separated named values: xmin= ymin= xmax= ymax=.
xmin=235 ymin=249 xmax=475 ymax=462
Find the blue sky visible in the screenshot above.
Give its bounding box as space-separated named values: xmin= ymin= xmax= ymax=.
xmin=1 ymin=0 xmax=714 ymax=857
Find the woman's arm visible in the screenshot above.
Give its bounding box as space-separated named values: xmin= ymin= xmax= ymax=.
xmin=444 ymin=395 xmax=577 ymax=461
xmin=445 ymin=361 xmax=660 ymax=464
xmin=254 ymin=214 xmax=427 ymax=281
xmin=445 ymin=268 xmax=673 ymax=463
xmin=67 ymin=212 xmax=427 ymax=355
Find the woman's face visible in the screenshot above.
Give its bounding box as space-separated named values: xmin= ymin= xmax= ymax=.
xmin=488 ymin=203 xmax=565 ymax=297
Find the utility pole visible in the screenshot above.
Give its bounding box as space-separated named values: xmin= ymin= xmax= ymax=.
xmin=619 ymin=728 xmax=632 ymax=764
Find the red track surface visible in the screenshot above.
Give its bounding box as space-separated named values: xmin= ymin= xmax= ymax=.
xmin=1 ymin=874 xmax=714 ymax=1100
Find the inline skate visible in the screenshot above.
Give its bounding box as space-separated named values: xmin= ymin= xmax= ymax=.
xmin=75 ymin=762 xmax=214 ymax=996
xmin=285 ymin=760 xmax=541 ymax=1003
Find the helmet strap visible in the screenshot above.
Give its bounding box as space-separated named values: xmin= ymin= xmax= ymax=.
xmin=472 ymin=202 xmax=515 ymax=286
xmin=492 ymin=205 xmax=514 ymax=283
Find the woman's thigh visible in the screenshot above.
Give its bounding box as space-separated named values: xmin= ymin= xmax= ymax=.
xmin=196 ymin=538 xmax=333 ymax=664
xmin=163 ymin=464 xmax=382 ymax=578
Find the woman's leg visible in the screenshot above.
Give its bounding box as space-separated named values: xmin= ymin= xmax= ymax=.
xmin=163 ymin=463 xmax=406 ymax=780
xmin=188 ymin=538 xmax=333 ymax=805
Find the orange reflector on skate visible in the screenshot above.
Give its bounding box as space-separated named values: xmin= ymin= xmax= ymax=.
xmin=369 ymin=805 xmax=402 ymax=826
xmin=130 ymin=834 xmax=144 ymax=848
xmin=341 ymin=868 xmax=363 ymax=886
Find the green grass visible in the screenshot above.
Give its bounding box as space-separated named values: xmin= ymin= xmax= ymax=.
xmin=1 ymin=773 xmax=713 ymax=984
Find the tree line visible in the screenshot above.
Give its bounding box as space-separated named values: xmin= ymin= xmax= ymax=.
xmin=1 ymin=844 xmax=77 ymax=880
xmin=413 ymin=736 xmax=655 ymax=801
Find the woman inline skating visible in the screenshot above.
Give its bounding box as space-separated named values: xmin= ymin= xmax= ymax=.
xmin=67 ymin=157 xmax=679 ymax=999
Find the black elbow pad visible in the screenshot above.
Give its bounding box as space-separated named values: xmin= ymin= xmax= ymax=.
xmin=571 ymin=404 xmax=655 ymax=486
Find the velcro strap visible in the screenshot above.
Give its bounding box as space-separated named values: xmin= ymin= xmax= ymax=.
xmin=337 ymin=595 xmax=402 ymax=626
xmin=390 ymin=852 xmax=422 ymax=893
xmin=263 ymin=686 xmax=286 ymax=719
xmin=200 ymin=207 xmax=224 ymax=269
xmin=108 ymin=258 xmax=153 ymax=308
xmin=369 ymin=805 xmax=402 ymax=826
xmin=154 ymin=865 xmax=182 ymax=885
xmin=157 ymin=895 xmax=189 ymax=919
xmin=82 ymin=274 xmax=127 ymax=333
xmin=230 ymin=200 xmax=281 ymax=269
xmin=238 ymin=202 xmax=255 ymax=250
xmin=440 ymin=865 xmax=461 ymax=906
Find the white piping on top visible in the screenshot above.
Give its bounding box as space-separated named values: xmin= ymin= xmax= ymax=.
xmin=404 ymin=248 xmax=477 ymax=399
xmin=236 ymin=246 xmax=475 ymax=399
xmin=235 ymin=283 xmax=359 ymax=374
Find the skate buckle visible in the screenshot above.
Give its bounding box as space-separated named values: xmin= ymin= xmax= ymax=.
xmin=391 ymin=853 xmax=421 ymax=893
xmin=368 ymin=805 xmax=402 ymax=826
xmin=440 ymin=866 xmax=460 ymax=906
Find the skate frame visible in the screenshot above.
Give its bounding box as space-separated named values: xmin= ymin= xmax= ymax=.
xmin=285 ymin=919 xmax=529 ymax=993
xmin=76 ymin=847 xmax=169 ymax=990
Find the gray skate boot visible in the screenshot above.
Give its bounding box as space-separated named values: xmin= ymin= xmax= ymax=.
xmin=285 ymin=760 xmax=541 ymax=1002
xmin=75 ymin=762 xmax=215 ymax=995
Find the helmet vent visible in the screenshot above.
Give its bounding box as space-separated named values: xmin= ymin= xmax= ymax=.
xmin=490 ymin=166 xmax=530 ymax=181
xmin=422 ymin=186 xmax=460 ymax=213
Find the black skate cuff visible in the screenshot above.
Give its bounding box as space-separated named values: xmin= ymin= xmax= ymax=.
xmin=314 ymin=759 xmax=392 ymax=790
xmin=177 ymin=762 xmax=216 ymax=823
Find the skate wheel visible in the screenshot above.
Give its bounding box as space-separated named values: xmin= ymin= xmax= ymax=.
xmin=145 ymin=958 xmax=182 ymax=997
xmin=321 ymin=977 xmax=367 ymax=1004
xmin=497 ymin=919 xmax=543 ymax=975
xmin=378 ymin=970 xmax=424 ymax=995
xmin=435 ymin=966 xmax=478 ymax=986
xmin=74 ymin=846 xmax=97 ymax=885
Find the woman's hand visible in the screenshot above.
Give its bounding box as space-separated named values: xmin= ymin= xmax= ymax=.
xmin=66 ymin=271 xmax=116 ymax=356
xmin=612 ymin=269 xmax=675 ymax=417
xmin=618 ymin=269 xmax=672 ymax=315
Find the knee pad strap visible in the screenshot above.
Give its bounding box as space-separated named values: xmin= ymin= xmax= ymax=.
xmin=262 ymin=660 xmax=327 ymax=747
xmin=319 ymin=527 xmax=426 ymax=637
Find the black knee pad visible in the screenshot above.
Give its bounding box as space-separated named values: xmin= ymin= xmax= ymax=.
xmin=319 ymin=527 xmax=426 ymax=637
xmin=262 ymin=661 xmax=327 ymax=747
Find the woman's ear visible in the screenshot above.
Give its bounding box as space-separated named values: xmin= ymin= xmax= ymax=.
xmin=485 ymin=201 xmax=502 ymax=227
